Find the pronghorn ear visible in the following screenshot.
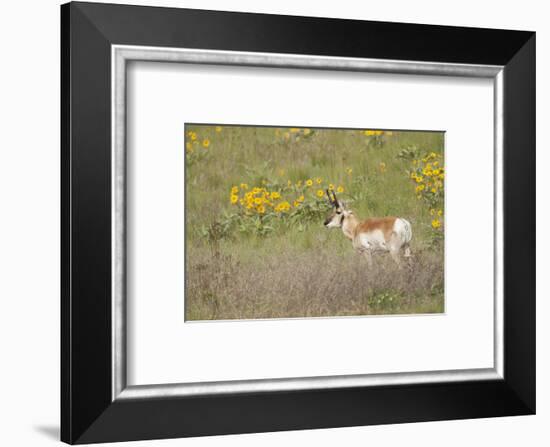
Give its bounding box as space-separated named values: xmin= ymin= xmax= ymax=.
xmin=331 ymin=190 xmax=346 ymax=210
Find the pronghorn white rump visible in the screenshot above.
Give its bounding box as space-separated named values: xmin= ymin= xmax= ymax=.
xmin=324 ymin=189 xmax=412 ymax=266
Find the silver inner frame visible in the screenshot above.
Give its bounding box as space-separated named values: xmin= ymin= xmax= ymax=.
xmin=111 ymin=45 xmax=504 ymax=401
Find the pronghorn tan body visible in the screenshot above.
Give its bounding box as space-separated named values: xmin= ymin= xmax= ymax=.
xmin=324 ymin=190 xmax=412 ymax=266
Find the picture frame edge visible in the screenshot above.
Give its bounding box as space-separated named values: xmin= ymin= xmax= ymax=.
xmin=61 ymin=2 xmax=536 ymax=444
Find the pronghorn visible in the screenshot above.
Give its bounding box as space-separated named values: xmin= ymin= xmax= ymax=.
xmin=324 ymin=190 xmax=412 ymax=266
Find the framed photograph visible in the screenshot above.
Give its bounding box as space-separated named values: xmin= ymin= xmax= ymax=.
xmin=61 ymin=2 xmax=535 ymax=444
xmin=183 ymin=125 xmax=444 ymax=321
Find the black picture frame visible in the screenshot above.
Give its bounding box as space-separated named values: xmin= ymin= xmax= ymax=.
xmin=61 ymin=2 xmax=535 ymax=444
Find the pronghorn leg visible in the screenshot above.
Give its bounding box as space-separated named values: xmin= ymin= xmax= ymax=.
xmin=363 ymin=250 xmax=373 ymax=268
xmin=390 ymin=248 xmax=401 ymax=266
xmin=388 ymin=232 xmax=403 ymax=266
xmin=401 ymin=243 xmax=414 ymax=269
xmin=353 ymin=237 xmax=373 ymax=268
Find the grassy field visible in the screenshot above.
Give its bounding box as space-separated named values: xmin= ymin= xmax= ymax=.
xmin=185 ymin=125 xmax=445 ymax=321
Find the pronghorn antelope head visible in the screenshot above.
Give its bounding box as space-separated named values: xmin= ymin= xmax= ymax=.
xmin=323 ymin=189 xmax=413 ymax=266
xmin=323 ymin=189 xmax=351 ymax=229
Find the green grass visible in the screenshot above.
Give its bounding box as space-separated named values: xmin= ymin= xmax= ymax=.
xmin=185 ymin=125 xmax=444 ymax=320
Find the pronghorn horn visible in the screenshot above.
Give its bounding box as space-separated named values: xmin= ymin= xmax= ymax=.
xmin=326 ymin=189 xmax=335 ymax=205
xmin=331 ymin=190 xmax=338 ymax=205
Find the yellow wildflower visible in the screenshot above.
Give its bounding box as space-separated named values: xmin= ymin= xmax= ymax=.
xmin=346 ymin=168 xmax=353 ymax=176
xmin=240 ymin=183 xmax=248 ymax=190
xmin=215 ymin=126 xmax=222 ymax=132
xmin=254 ymin=197 xmax=262 ymax=205
xmin=202 ymin=138 xmax=210 ymax=148
xmin=437 ymin=209 xmax=443 ymax=217
xmin=231 ymin=186 xmax=239 ymax=194
xmin=190 ymin=132 xmax=197 ymax=141
xmin=297 ymin=195 xmax=304 ymax=202
xmin=316 ymin=177 xmax=323 ymax=184
xmin=257 ymin=205 xmax=266 ymax=214
xmin=271 ymin=191 xmax=281 ymax=200
xmin=230 ymin=195 xmax=238 ymax=204
xmin=328 ymin=183 xmax=335 ymax=191
xmin=431 ymin=219 xmax=441 ymax=229
xmin=303 ymin=128 xmax=311 ymax=135
xmin=316 ymin=190 xmax=324 ymax=198
xmin=275 ymin=201 xmax=291 ymax=212
xmin=337 ymin=186 xmax=344 ymax=193
xmin=305 ymin=179 xmax=313 ymax=187
xmin=290 ymin=128 xmax=300 ymax=133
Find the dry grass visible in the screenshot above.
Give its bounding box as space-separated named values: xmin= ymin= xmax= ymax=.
xmin=185 ymin=244 xmax=444 ymax=321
